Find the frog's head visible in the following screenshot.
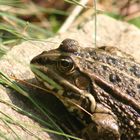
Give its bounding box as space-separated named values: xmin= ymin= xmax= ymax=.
xmin=30 ymin=39 xmax=96 ymax=116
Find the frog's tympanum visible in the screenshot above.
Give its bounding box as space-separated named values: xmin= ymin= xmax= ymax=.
xmin=30 ymin=39 xmax=140 ymax=140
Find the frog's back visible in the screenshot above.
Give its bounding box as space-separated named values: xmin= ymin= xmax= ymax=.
xmin=75 ymin=46 xmax=140 ymax=139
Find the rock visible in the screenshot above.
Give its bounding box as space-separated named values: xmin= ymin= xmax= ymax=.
xmin=0 ymin=14 xmax=140 ymax=139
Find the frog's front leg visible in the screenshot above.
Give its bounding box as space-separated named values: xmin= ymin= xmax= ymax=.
xmin=81 ymin=104 xmax=120 ymax=140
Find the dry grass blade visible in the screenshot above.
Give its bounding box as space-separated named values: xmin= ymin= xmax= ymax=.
xmin=58 ymin=0 xmax=88 ymax=33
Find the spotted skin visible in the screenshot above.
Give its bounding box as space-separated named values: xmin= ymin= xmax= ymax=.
xmin=31 ymin=39 xmax=140 ymax=140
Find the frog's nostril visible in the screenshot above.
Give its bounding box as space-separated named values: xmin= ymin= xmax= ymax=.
xmin=31 ymin=56 xmax=46 ymax=65
xmin=30 ymin=57 xmax=37 ymax=64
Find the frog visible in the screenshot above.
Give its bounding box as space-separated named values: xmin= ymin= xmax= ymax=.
xmin=30 ymin=38 xmax=140 ymax=140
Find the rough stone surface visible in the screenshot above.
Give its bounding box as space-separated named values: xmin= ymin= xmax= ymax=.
xmin=0 ymin=14 xmax=140 ymax=139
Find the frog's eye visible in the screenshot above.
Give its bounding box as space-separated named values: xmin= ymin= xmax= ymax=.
xmin=57 ymin=58 xmax=74 ymax=74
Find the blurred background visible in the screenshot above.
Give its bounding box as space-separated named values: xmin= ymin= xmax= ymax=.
xmin=0 ymin=0 xmax=139 ymax=48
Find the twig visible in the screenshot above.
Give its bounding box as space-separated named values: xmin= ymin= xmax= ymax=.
xmin=94 ymin=0 xmax=97 ymax=48
xmin=124 ymin=11 xmax=140 ymax=21
xmin=58 ymin=0 xmax=88 ymax=33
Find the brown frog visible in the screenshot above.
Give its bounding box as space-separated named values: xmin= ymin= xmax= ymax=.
xmin=30 ymin=39 xmax=140 ymax=140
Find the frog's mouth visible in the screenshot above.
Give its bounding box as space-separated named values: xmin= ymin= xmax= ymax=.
xmin=31 ymin=64 xmax=85 ymax=96
xmin=31 ymin=64 xmax=63 ymax=93
xmin=30 ymin=64 xmax=96 ymax=114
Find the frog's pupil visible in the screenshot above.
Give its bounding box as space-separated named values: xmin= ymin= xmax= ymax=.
xmin=61 ymin=59 xmax=70 ymax=67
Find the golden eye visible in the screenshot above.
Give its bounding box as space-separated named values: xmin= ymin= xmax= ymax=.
xmin=57 ymin=58 xmax=74 ymax=73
